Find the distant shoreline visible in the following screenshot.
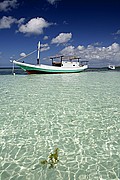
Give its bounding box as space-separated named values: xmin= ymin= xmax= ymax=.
xmin=0 ymin=67 xmax=21 ymax=69
xmin=0 ymin=66 xmax=120 ymax=70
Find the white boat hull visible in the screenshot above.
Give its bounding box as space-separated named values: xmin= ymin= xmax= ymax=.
xmin=13 ymin=61 xmax=88 ymax=74
xmin=108 ymin=65 xmax=115 ymax=70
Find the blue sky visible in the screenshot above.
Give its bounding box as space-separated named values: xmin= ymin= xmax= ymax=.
xmin=0 ymin=0 xmax=120 ymax=67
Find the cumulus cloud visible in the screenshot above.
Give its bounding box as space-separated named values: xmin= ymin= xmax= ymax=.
xmin=77 ymin=45 xmax=85 ymax=51
xmin=16 ymin=18 xmax=25 ymax=26
xmin=60 ymin=46 xmax=75 ymax=56
xmin=60 ymin=42 xmax=120 ymax=65
xmin=51 ymin=33 xmax=72 ymax=45
xmin=41 ymin=43 xmax=50 ymax=52
xmin=47 ymin=0 xmax=60 ymax=5
xmin=0 ymin=16 xmax=52 ymax=36
xmin=20 ymin=52 xmax=26 ymax=57
xmin=0 ymin=0 xmax=18 ymax=12
xmin=0 ymin=16 xmax=25 ymax=29
xmin=43 ymin=35 xmax=49 ymax=40
xmin=0 ymin=16 xmax=16 ymax=29
xmin=18 ymin=17 xmax=52 ymax=36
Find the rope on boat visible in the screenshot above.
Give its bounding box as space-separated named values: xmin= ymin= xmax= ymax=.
xmin=15 ymin=49 xmax=37 ymax=62
xmin=11 ymin=49 xmax=37 ymax=75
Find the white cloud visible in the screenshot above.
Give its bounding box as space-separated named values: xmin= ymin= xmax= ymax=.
xmin=43 ymin=35 xmax=49 ymax=40
xmin=16 ymin=18 xmax=25 ymax=26
xmin=0 ymin=16 xmax=25 ymax=29
xmin=110 ymin=43 xmax=120 ymax=52
xmin=51 ymin=33 xmax=72 ymax=45
xmin=20 ymin=52 xmax=26 ymax=57
xmin=0 ymin=16 xmax=16 ymax=29
xmin=77 ymin=45 xmax=85 ymax=51
xmin=47 ymin=0 xmax=60 ymax=5
xmin=0 ymin=0 xmax=18 ymax=12
xmin=0 ymin=16 xmax=52 ymax=35
xmin=41 ymin=43 xmax=50 ymax=52
xmin=60 ymin=42 xmax=120 ymax=65
xmin=60 ymin=46 xmax=75 ymax=56
xmin=18 ymin=17 xmax=52 ymax=36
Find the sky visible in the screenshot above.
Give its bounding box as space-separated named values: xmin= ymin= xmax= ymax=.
xmin=0 ymin=0 xmax=120 ymax=67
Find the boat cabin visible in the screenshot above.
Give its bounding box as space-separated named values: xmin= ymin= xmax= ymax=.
xmin=50 ymin=56 xmax=88 ymax=68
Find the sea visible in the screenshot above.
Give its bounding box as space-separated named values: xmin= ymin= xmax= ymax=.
xmin=0 ymin=68 xmax=120 ymax=180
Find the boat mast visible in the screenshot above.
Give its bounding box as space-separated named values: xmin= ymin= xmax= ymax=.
xmin=37 ymin=41 xmax=41 ymax=64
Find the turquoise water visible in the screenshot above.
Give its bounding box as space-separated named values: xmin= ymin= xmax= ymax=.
xmin=0 ymin=71 xmax=120 ymax=180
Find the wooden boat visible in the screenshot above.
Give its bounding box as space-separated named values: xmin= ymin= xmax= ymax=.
xmin=13 ymin=42 xmax=88 ymax=74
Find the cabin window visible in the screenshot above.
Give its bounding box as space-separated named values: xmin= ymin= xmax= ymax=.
xmin=62 ymin=64 xmax=63 ymax=66
xmin=73 ymin=65 xmax=75 ymax=66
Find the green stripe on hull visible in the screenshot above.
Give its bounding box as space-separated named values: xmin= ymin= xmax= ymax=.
xmin=19 ymin=64 xmax=85 ymax=73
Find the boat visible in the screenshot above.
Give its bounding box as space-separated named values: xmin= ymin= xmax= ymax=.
xmin=108 ymin=65 xmax=115 ymax=70
xmin=12 ymin=42 xmax=88 ymax=74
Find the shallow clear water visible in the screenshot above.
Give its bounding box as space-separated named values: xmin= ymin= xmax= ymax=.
xmin=0 ymin=71 xmax=120 ymax=180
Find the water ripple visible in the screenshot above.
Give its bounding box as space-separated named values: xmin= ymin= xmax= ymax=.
xmin=0 ymin=72 xmax=120 ymax=180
